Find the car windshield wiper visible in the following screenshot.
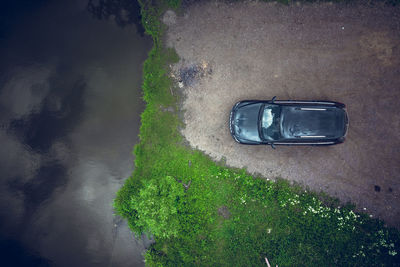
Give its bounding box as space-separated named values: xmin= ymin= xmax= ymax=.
xmin=257 ymin=104 xmax=265 ymax=141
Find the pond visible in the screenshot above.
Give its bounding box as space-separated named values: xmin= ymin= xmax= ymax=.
xmin=0 ymin=0 xmax=151 ymax=266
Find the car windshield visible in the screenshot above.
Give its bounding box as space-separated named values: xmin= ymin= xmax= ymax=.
xmin=260 ymin=104 xmax=281 ymax=141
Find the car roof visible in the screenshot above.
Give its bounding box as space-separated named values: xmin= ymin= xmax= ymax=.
xmin=280 ymin=106 xmax=346 ymax=139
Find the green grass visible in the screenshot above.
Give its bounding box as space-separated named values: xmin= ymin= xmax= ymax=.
xmin=115 ymin=0 xmax=400 ymax=266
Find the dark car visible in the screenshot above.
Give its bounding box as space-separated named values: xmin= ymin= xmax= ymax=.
xmin=229 ymin=97 xmax=348 ymax=148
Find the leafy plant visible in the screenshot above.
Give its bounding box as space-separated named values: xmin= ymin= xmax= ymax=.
xmin=129 ymin=176 xmax=185 ymax=238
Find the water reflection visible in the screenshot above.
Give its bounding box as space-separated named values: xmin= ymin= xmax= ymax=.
xmin=0 ymin=0 xmax=49 ymax=39
xmin=87 ymin=0 xmax=145 ymax=35
xmin=8 ymin=75 xmax=86 ymax=153
xmin=7 ymin=161 xmax=67 ymax=216
xmin=0 ymin=238 xmax=52 ymax=267
xmin=0 ymin=0 xmax=151 ymax=266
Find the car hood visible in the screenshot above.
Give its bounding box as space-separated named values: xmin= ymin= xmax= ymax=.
xmin=232 ymin=103 xmax=262 ymax=142
xmin=281 ymin=106 xmax=347 ymax=138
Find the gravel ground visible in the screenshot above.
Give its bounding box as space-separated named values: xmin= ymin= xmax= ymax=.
xmin=164 ymin=1 xmax=400 ymax=227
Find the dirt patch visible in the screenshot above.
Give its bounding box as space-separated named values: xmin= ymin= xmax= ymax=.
xmin=178 ymin=61 xmax=212 ymax=87
xmin=162 ymin=9 xmax=177 ymax=26
xmin=166 ymin=1 xmax=400 ymax=228
xmin=360 ymin=31 xmax=398 ymax=67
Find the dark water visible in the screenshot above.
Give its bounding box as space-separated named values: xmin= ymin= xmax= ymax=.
xmin=0 ymin=0 xmax=152 ymax=266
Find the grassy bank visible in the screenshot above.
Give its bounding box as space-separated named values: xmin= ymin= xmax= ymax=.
xmin=114 ymin=0 xmax=400 ymax=266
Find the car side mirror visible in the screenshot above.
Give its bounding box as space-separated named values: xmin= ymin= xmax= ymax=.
xmin=270 ymin=143 xmax=276 ymax=149
xmin=271 ymin=96 xmax=276 ymax=103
